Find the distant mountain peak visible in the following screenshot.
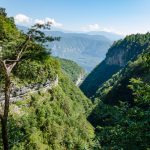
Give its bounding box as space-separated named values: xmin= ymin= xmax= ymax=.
xmin=87 ymin=31 xmax=124 ymax=41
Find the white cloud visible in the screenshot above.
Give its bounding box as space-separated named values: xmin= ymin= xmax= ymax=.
xmin=46 ymin=18 xmax=63 ymax=27
xmin=14 ymin=14 xmax=63 ymax=28
xmin=88 ymin=24 xmax=100 ymax=31
xmin=34 ymin=19 xmax=45 ymax=25
xmin=35 ymin=18 xmax=63 ymax=28
xmin=82 ymin=23 xmax=101 ymax=31
xmin=14 ymin=14 xmax=32 ymax=24
xmin=82 ymin=23 xmax=123 ymax=35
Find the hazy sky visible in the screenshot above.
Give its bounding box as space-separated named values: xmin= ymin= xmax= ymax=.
xmin=0 ymin=0 xmax=150 ymax=35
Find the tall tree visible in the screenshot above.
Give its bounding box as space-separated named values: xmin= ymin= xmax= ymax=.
xmin=0 ymin=12 xmax=59 ymax=149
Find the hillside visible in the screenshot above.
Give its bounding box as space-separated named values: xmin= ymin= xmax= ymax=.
xmin=88 ymin=49 xmax=150 ymax=149
xmin=0 ymin=10 xmax=95 ymax=149
xmin=56 ymin=57 xmax=85 ymax=85
xmin=94 ymin=49 xmax=150 ymax=104
xmin=0 ymin=61 xmax=95 ymax=149
xmin=1 ymin=66 xmax=95 ymax=149
xmin=80 ymin=33 xmax=150 ymax=97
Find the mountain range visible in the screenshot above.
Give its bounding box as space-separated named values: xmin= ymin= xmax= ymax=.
xmin=48 ymin=31 xmax=123 ymax=72
xmin=18 ymin=26 xmax=123 ymax=72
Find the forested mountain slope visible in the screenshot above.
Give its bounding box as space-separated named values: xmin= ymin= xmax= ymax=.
xmin=0 ymin=9 xmax=95 ymax=149
xmin=56 ymin=57 xmax=85 ymax=85
xmin=88 ymin=48 xmax=150 ymax=149
xmin=80 ymin=33 xmax=150 ymax=97
xmin=95 ymin=49 xmax=150 ymax=104
xmin=1 ymin=7 xmax=150 ymax=150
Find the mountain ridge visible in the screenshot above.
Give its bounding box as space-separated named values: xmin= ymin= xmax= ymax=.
xmin=18 ymin=26 xmax=124 ymax=72
xmin=45 ymin=30 xmax=113 ymax=72
xmin=80 ymin=33 xmax=150 ymax=97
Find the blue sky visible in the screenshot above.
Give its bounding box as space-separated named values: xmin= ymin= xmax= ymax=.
xmin=0 ymin=0 xmax=150 ymax=35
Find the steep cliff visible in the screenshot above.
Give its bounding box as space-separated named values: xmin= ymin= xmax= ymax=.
xmin=80 ymin=33 xmax=150 ymax=97
xmin=88 ymin=49 xmax=150 ymax=149
xmin=95 ymin=48 xmax=150 ymax=104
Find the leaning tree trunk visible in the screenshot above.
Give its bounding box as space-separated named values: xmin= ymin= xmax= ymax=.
xmin=1 ymin=73 xmax=11 ymax=150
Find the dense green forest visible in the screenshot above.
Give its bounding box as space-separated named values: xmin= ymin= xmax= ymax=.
xmin=80 ymin=32 xmax=150 ymax=149
xmin=80 ymin=33 xmax=150 ymax=97
xmin=0 ymin=7 xmax=150 ymax=150
xmin=94 ymin=49 xmax=150 ymax=104
xmin=55 ymin=57 xmax=85 ymax=84
xmin=0 ymin=75 xmax=95 ymax=149
xmin=0 ymin=8 xmax=95 ymax=150
xmin=89 ymin=49 xmax=150 ymax=149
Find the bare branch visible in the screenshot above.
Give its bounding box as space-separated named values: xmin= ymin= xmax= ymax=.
xmin=5 ymin=60 xmax=19 ymax=62
xmin=8 ymin=35 xmax=31 ymax=73
xmin=8 ymin=25 xmax=45 ymax=72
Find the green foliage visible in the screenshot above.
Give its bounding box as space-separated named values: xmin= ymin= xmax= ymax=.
xmin=0 ymin=76 xmax=94 ymax=150
xmin=0 ymin=8 xmax=7 ymax=17
xmin=80 ymin=33 xmax=150 ymax=98
xmin=0 ymin=60 xmax=95 ymax=149
xmin=80 ymin=62 xmax=121 ymax=97
xmin=56 ymin=57 xmax=85 ymax=83
xmin=0 ymin=9 xmax=95 ymax=149
xmin=95 ymin=49 xmax=150 ymax=104
xmin=89 ymin=50 xmax=150 ymax=149
xmin=59 ymin=73 xmax=92 ymax=114
xmin=0 ymin=10 xmax=18 ymax=41
xmin=13 ymin=56 xmax=60 ymax=85
xmin=129 ymin=78 xmax=150 ymax=107
xmin=89 ymin=78 xmax=150 ymax=149
xmin=1 ymin=7 xmax=150 ymax=150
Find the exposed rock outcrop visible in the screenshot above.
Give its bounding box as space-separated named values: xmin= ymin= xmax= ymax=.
xmin=105 ymin=51 xmax=125 ymax=66
xmin=76 ymin=73 xmax=85 ymax=86
xmin=0 ymin=75 xmax=58 ymax=103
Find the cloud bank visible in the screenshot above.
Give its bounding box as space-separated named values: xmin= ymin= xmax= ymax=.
xmin=14 ymin=14 xmax=124 ymax=35
xmin=14 ymin=14 xmax=63 ymax=28
xmin=82 ymin=23 xmax=123 ymax=35
xmin=35 ymin=18 xmax=63 ymax=27
xmin=14 ymin=14 xmax=32 ymax=24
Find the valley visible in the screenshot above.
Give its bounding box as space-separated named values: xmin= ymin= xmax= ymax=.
xmin=0 ymin=4 xmax=150 ymax=150
xmin=18 ymin=26 xmax=121 ymax=72
xmin=49 ymin=31 xmax=115 ymax=72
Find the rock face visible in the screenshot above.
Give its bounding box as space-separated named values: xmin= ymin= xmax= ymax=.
xmin=0 ymin=76 xmax=58 ymax=103
xmin=75 ymin=73 xmax=85 ymax=86
xmin=105 ymin=51 xmax=125 ymax=66
xmin=80 ymin=33 xmax=150 ymax=98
